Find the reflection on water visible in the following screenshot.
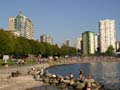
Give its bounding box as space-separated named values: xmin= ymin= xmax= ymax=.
xmin=89 ymin=62 xmax=120 ymax=89
xmin=48 ymin=62 xmax=120 ymax=89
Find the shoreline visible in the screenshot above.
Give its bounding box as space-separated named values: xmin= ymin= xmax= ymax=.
xmin=0 ymin=56 xmax=120 ymax=90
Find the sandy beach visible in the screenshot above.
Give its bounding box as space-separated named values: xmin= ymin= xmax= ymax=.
xmin=0 ymin=63 xmax=50 ymax=90
xmin=0 ymin=75 xmax=43 ymax=90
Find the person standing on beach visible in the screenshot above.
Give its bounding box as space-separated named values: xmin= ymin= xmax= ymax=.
xmin=40 ymin=67 xmax=44 ymax=77
xmin=79 ymin=69 xmax=84 ymax=83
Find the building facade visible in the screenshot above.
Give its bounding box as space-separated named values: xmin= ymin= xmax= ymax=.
xmin=116 ymin=41 xmax=120 ymax=51
xmin=9 ymin=17 xmax=15 ymax=30
xmin=76 ymin=37 xmax=82 ymax=50
xmin=40 ymin=34 xmax=53 ymax=45
xmin=8 ymin=30 xmax=20 ymax=37
xmin=99 ymin=19 xmax=116 ymax=53
xmin=95 ymin=34 xmax=99 ymax=52
xmin=82 ymin=31 xmax=95 ymax=55
xmin=65 ymin=39 xmax=71 ymax=47
xmin=9 ymin=12 xmax=34 ymax=39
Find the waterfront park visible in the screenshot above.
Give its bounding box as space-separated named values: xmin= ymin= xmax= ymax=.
xmin=0 ymin=29 xmax=120 ymax=90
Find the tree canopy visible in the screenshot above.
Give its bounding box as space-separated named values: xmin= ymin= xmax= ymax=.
xmin=0 ymin=30 xmax=14 ymax=55
xmin=0 ymin=29 xmax=77 ymax=58
xmin=105 ymin=45 xmax=114 ymax=56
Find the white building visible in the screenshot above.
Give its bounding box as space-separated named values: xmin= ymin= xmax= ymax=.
xmin=76 ymin=37 xmax=82 ymax=50
xmin=95 ymin=34 xmax=99 ymax=52
xmin=116 ymin=41 xmax=120 ymax=51
xmin=99 ymin=19 xmax=116 ymax=53
xmin=8 ymin=29 xmax=20 ymax=37
xmin=40 ymin=34 xmax=53 ymax=45
xmin=65 ymin=39 xmax=71 ymax=47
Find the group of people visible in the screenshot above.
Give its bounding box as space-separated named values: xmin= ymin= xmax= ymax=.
xmin=29 ymin=67 xmax=101 ymax=90
xmin=59 ymin=69 xmax=99 ymax=90
xmin=77 ymin=69 xmax=98 ymax=90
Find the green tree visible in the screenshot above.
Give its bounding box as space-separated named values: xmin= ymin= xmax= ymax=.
xmin=0 ymin=29 xmax=77 ymax=58
xmin=38 ymin=43 xmax=45 ymax=56
xmin=105 ymin=45 xmax=114 ymax=56
xmin=42 ymin=43 xmax=53 ymax=57
xmin=68 ymin=47 xmax=77 ymax=56
xmin=0 ymin=30 xmax=14 ymax=55
xmin=14 ymin=38 xmax=23 ymax=55
xmin=60 ymin=44 xmax=69 ymax=56
xmin=60 ymin=44 xmax=77 ymax=56
xmin=14 ymin=37 xmax=31 ymax=56
xmin=52 ymin=44 xmax=60 ymax=56
xmin=28 ymin=40 xmax=39 ymax=55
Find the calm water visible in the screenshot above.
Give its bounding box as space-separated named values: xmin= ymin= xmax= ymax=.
xmin=48 ymin=62 xmax=120 ymax=90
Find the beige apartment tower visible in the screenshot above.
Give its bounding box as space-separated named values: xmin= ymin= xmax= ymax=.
xmin=40 ymin=34 xmax=53 ymax=45
xmin=99 ymin=19 xmax=116 ymax=53
xmin=76 ymin=37 xmax=82 ymax=50
xmin=9 ymin=17 xmax=15 ymax=30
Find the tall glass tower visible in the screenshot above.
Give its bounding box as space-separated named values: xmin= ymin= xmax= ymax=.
xmin=15 ymin=12 xmax=26 ymax=37
xmin=82 ymin=31 xmax=95 ymax=55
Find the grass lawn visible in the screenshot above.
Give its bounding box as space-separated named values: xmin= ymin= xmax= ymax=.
xmin=0 ymin=59 xmax=4 ymax=66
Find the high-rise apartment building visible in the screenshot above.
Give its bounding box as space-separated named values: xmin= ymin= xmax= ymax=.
xmin=95 ymin=34 xmax=99 ymax=52
xmin=99 ymin=19 xmax=116 ymax=53
xmin=82 ymin=31 xmax=95 ymax=55
xmin=76 ymin=37 xmax=82 ymax=50
xmin=9 ymin=12 xmax=34 ymax=39
xmin=116 ymin=41 xmax=120 ymax=51
xmin=40 ymin=34 xmax=53 ymax=45
xmin=9 ymin=17 xmax=15 ymax=30
xmin=65 ymin=39 xmax=71 ymax=47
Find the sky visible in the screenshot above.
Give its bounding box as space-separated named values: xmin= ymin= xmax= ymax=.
xmin=0 ymin=0 xmax=120 ymax=45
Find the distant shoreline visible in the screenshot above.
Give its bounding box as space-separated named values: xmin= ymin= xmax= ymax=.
xmin=0 ymin=56 xmax=120 ymax=75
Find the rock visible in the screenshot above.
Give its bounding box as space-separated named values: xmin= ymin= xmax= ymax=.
xmin=69 ymin=79 xmax=75 ymax=85
xmin=11 ymin=71 xmax=21 ymax=77
xmin=60 ymin=83 xmax=67 ymax=89
xmin=43 ymin=77 xmax=49 ymax=83
xmin=73 ymin=81 xmax=85 ymax=90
